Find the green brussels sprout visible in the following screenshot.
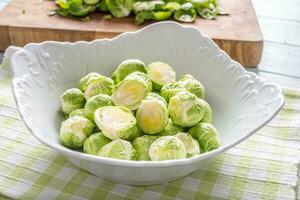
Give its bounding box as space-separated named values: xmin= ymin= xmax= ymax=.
xmin=160 ymin=74 xmax=205 ymax=101
xmin=94 ymin=106 xmax=139 ymax=140
xmin=78 ymin=72 xmax=101 ymax=92
xmin=160 ymin=83 xmax=187 ymax=103
xmin=69 ymin=0 xmax=95 ymax=17
xmin=124 ymin=71 xmax=152 ymax=92
xmin=168 ymin=91 xmax=206 ymax=127
xmin=84 ymin=0 xmax=100 ymax=5
xmin=175 ymin=132 xmax=200 ymax=157
xmin=105 ymin=0 xmax=133 ymax=17
xmin=147 ymin=62 xmax=176 ymax=90
xmin=132 ymin=135 xmax=159 ymax=160
xmin=201 ymin=100 xmax=212 ymax=123
xmin=188 ymin=123 xmax=220 ymax=152
xmin=146 ymin=92 xmax=167 ymax=106
xmin=83 ymin=132 xmax=111 ymax=155
xmin=149 ymin=136 xmax=186 ymax=161
xmin=98 ymin=139 xmax=137 ymax=160
xmin=61 ymin=88 xmax=86 ymax=115
xmin=158 ymin=119 xmax=183 ymax=136
xmin=97 ymin=0 xmax=109 ymax=11
xmin=174 ymin=2 xmax=197 ymax=23
xmin=84 ymin=94 xmax=113 ymax=121
xmin=136 ymin=99 xmax=169 ymax=134
xmin=111 ymin=72 xmax=151 ymax=110
xmin=84 ymin=74 xmax=114 ymax=99
xmin=179 ymin=74 xmax=205 ymax=99
xmin=69 ymin=109 xmax=85 ymax=118
xmin=60 ymin=116 xmax=95 ymax=148
xmin=114 ymin=59 xmax=147 ymax=83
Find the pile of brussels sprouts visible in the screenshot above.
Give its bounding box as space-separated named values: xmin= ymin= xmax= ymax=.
xmin=59 ymin=59 xmax=220 ymax=161
xmin=50 ymin=0 xmax=228 ymax=24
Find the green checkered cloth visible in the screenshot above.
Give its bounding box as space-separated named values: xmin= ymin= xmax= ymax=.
xmin=0 ymin=78 xmax=299 ymax=200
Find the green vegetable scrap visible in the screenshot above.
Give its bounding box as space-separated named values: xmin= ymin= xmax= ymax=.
xmin=49 ymin=0 xmax=228 ymax=24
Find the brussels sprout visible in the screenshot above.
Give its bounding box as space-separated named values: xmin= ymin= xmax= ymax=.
xmin=94 ymin=106 xmax=139 ymax=140
xmin=146 ymin=92 xmax=167 ymax=106
xmin=132 ymin=135 xmax=159 ymax=160
xmin=188 ymin=123 xmax=220 ymax=152
xmin=158 ymin=119 xmax=183 ymax=136
xmin=61 ymin=88 xmax=86 ymax=115
xmin=98 ymin=139 xmax=137 ymax=160
xmin=111 ymin=72 xmax=151 ymax=110
xmin=160 ymin=83 xmax=187 ymax=103
xmin=152 ymin=11 xmax=172 ymax=20
xmin=114 ymin=59 xmax=147 ymax=83
xmin=60 ymin=116 xmax=95 ymax=148
xmin=149 ymin=136 xmax=186 ymax=161
xmin=147 ymin=62 xmax=176 ymax=90
xmin=160 ymin=74 xmax=205 ymax=101
xmin=198 ymin=7 xmax=217 ymax=19
xmin=174 ymin=3 xmax=197 ymax=23
xmin=136 ymin=99 xmax=169 ymax=134
xmin=105 ymin=0 xmax=133 ymax=17
xmin=78 ymin=72 xmax=101 ymax=92
xmin=168 ymin=91 xmax=206 ymax=127
xmin=201 ymin=100 xmax=212 ymax=123
xmin=84 ymin=94 xmax=113 ymax=121
xmin=84 ymin=0 xmax=100 ymax=5
xmin=179 ymin=74 xmax=205 ymax=99
xmin=69 ymin=109 xmax=85 ymax=118
xmin=84 ymin=74 xmax=114 ymax=99
xmin=175 ymin=132 xmax=200 ymax=157
xmin=83 ymin=132 xmax=111 ymax=155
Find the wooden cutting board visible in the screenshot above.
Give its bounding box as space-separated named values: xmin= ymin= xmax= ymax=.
xmin=0 ymin=0 xmax=263 ymax=67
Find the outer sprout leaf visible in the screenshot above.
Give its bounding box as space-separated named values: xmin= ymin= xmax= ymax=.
xmin=136 ymin=99 xmax=169 ymax=134
xmin=163 ymin=2 xmax=181 ymax=12
xmin=105 ymin=0 xmax=133 ymax=17
xmin=174 ymin=3 xmax=196 ymax=23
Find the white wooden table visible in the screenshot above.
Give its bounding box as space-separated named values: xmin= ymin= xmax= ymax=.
xmin=0 ymin=0 xmax=299 ymax=88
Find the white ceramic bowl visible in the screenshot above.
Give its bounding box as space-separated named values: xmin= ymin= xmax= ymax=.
xmin=3 ymin=22 xmax=284 ymax=185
